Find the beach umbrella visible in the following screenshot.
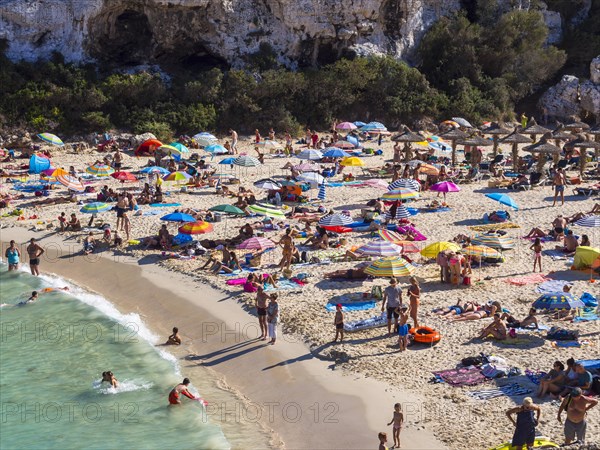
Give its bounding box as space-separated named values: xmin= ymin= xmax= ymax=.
xmin=294 ymin=162 xmax=321 ymax=172
xmin=420 ymin=242 xmax=461 ymax=259
xmin=346 ymin=136 xmax=360 ymax=148
xmin=391 ymin=127 xmax=424 ymax=144
xmin=111 ymin=171 xmax=137 ymax=182
xmin=319 ymin=213 xmax=353 ymax=227
xmin=430 ymin=181 xmax=460 ymax=194
xmin=140 ymin=166 xmax=169 ymax=175
xmin=233 ymin=155 xmax=261 ymax=167
xmin=365 ymin=257 xmax=415 ymax=277
xmin=208 ymin=204 xmax=245 ymax=215
xmin=485 ymin=193 xmax=519 ymax=211
xmin=322 ymin=148 xmax=350 ymax=158
xmin=378 ymin=229 xmax=404 ymax=244
xmin=522 ymin=118 xmax=552 ymax=141
xmin=37 ymin=133 xmax=64 ymax=146
xmin=501 ymin=129 xmax=534 ymax=171
xmin=482 ymin=122 xmax=511 ymax=157
xmin=463 ymin=245 xmax=501 ymax=259
xmin=42 ymin=168 xmax=68 ymax=178
xmin=178 ymin=221 xmax=214 ymax=235
xmin=361 ymin=122 xmax=387 ymax=132
xmin=452 ymin=117 xmax=473 ymax=128
xmin=439 ymin=128 xmax=469 ymax=166
xmin=163 ymin=171 xmax=192 ymax=182
xmin=159 ymin=144 xmax=184 ymax=156
xmin=238 ymin=237 xmax=276 ymax=250
xmin=193 ymin=132 xmax=217 ymax=146
xmin=160 ymin=212 xmax=196 ymax=223
xmin=382 ymin=188 xmax=419 ymax=201
xmin=385 ymin=204 xmax=411 ymax=220
xmin=354 ymin=121 xmax=367 ymax=127
xmin=80 ymin=202 xmax=112 ymax=214
xmin=456 ymin=134 xmax=493 ymax=152
xmin=472 ymin=234 xmax=515 ymax=250
xmin=254 ymin=178 xmax=282 ymax=190
xmin=333 ymin=140 xmax=356 ymax=149
xmin=169 ymin=142 xmax=189 ymax=154
xmin=56 ymin=175 xmax=84 ymax=192
xmin=362 ymin=179 xmax=388 ymax=189
xmin=532 ymin=292 xmax=584 ymax=310
xmin=357 ymin=240 xmax=403 ymax=257
xmin=297 ymin=149 xmax=323 ymax=160
xmin=297 ymin=172 xmax=325 ymax=185
xmin=256 ymin=140 xmax=283 ymax=150
xmin=564 ymin=133 xmax=600 ymax=175
xmin=248 ymin=203 xmax=286 ymax=220
xmin=416 ymin=163 xmax=440 ymax=176
xmin=388 ymin=179 xmax=420 ymax=191
xmin=219 ymin=157 xmax=237 ymax=165
xmin=317 ymin=183 xmax=326 ymax=201
xmin=336 ymin=122 xmax=357 ymax=130
xmin=441 ymin=120 xmax=460 ymax=129
xmin=340 ymin=156 xmax=364 ymax=167
xmin=395 ymin=241 xmax=421 ymax=254
xmin=204 ymin=144 xmax=228 ymax=155
xmin=86 ymin=163 xmax=115 ymax=177
xmin=575 ymin=215 xmax=600 ymax=228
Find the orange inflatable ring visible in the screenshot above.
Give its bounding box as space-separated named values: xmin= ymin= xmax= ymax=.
xmin=409 ymin=326 xmax=441 ymax=344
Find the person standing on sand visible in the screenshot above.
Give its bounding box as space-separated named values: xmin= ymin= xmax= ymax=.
xmin=266 ymin=293 xmax=279 ymax=345
xmin=229 ymin=129 xmax=238 ymax=154
xmin=378 ymin=432 xmax=388 ymax=450
xmin=113 ymin=148 xmax=123 ymax=170
xmin=530 ymin=238 xmax=543 ymax=272
xmin=382 ymin=278 xmax=402 ymax=335
xmin=552 ymin=168 xmax=566 ymax=206
xmin=407 ymin=277 xmax=420 ymax=328
xmin=506 ymin=397 xmax=540 ymax=450
xmin=26 ymin=238 xmax=44 ymax=276
xmin=557 ymin=387 xmax=597 ymax=444
xmin=255 ymin=285 xmax=269 ymax=340
xmin=333 ymin=303 xmax=344 ymax=343
xmin=396 ymin=305 xmax=410 ymax=352
xmin=387 ymin=403 xmax=404 ymax=448
xmin=5 ymin=240 xmax=20 ymax=271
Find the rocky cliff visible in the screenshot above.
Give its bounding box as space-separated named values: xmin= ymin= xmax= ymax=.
xmin=0 ymin=0 xmax=466 ymax=67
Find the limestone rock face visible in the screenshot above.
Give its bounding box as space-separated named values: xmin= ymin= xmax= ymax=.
xmin=0 ymin=0 xmax=461 ymax=67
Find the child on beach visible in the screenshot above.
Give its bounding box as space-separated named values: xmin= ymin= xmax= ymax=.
xmin=378 ymin=432 xmax=388 ymax=450
xmin=396 ymin=306 xmax=410 ymax=352
xmin=387 ymin=403 xmax=404 ymax=448
xmin=530 ymin=238 xmax=543 ymax=272
xmin=334 ymin=304 xmax=344 ymax=343
xmin=462 ymin=261 xmax=472 ymax=286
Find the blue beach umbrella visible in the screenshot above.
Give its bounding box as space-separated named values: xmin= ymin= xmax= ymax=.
xmin=169 ymin=142 xmax=189 ymax=154
xmin=485 ymin=193 xmax=519 ymax=211
xmin=353 ymin=121 xmax=367 ymax=127
xmin=219 ymin=157 xmax=237 ymax=165
xmin=140 ymin=166 xmax=170 ymax=175
xmin=80 ymin=202 xmax=113 ymax=214
xmin=322 ymin=147 xmax=350 ymax=158
xmin=346 ymin=136 xmax=360 ymax=148
xmin=532 ymin=292 xmax=584 ymax=310
xmin=204 ymin=144 xmax=228 ymax=155
xmin=160 ymin=212 xmax=196 ymax=223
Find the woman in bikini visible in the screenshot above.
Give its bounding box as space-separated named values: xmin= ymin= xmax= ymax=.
xmin=407 ymin=277 xmax=421 ymax=328
xmin=450 ymin=301 xmax=501 ymax=322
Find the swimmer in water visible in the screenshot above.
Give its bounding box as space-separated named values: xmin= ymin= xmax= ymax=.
xmin=101 ymin=371 xmax=118 ymax=388
xmin=17 ymin=291 xmax=39 ymax=306
xmin=169 ymin=378 xmax=198 ymax=405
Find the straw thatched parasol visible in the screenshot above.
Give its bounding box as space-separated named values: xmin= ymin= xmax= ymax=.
xmin=439 ymin=128 xmax=469 ymax=166
xmin=392 ymin=126 xmax=426 ymax=162
xmin=564 ymin=133 xmax=600 ymax=175
xmin=481 ymin=122 xmax=511 ymax=157
xmin=562 ymin=120 xmax=590 ymax=132
xmin=523 ymin=132 xmax=561 ymax=171
xmin=521 ymin=118 xmax=552 ymax=141
xmin=500 ymin=128 xmax=533 ymax=171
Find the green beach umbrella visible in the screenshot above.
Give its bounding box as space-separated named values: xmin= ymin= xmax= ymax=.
xmin=208 ymin=204 xmax=245 ymax=215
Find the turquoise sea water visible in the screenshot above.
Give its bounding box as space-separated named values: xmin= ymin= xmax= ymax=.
xmin=0 ymin=265 xmax=230 ymax=450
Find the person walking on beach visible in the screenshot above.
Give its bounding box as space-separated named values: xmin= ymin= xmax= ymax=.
xmin=229 ymin=129 xmax=238 ymax=154
xmin=407 ymin=277 xmax=420 ymax=328
xmin=378 ymin=432 xmax=388 ymax=450
xmin=382 ymin=278 xmax=402 ymax=335
xmin=530 ymin=238 xmax=543 ymax=272
xmin=255 ymin=285 xmax=269 ymax=340
xmin=387 ymin=403 xmax=404 ymax=448
xmin=266 ymin=293 xmax=279 ymax=345
xmin=557 ymin=387 xmax=597 ymax=444
xmin=506 ymin=397 xmax=540 ymax=449
xmin=333 ymin=303 xmax=344 ymax=343
xmin=5 ymin=240 xmax=20 ymax=271
xmin=168 ymin=378 xmax=198 ymax=405
xmin=26 ymin=238 xmax=44 ymax=276
xmin=552 ymin=168 xmax=566 ymax=206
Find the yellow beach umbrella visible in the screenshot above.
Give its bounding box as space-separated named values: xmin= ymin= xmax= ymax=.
xmin=364 ymin=257 xmax=416 ymax=277
xmin=420 ymin=241 xmax=461 ymax=259
xmin=341 ymin=156 xmax=364 ymax=167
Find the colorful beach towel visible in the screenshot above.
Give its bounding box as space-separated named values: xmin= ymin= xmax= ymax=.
xmin=525 ymin=370 xmax=547 ymax=385
xmin=325 ymin=301 xmax=376 ymax=312
xmin=467 ymin=383 xmax=531 ymax=400
xmin=574 ymin=308 xmax=599 ymax=322
xmin=432 ymin=367 xmax=486 ymax=387
xmin=264 ymin=279 xmax=303 ymax=292
xmin=150 ymin=203 xmax=181 ymax=207
xmin=419 ymin=207 xmax=451 ymax=213
xmin=469 ymin=223 xmax=520 ymax=232
xmin=536 ymin=280 xmax=571 ymax=294
xmin=344 ymin=313 xmax=387 ymax=332
xmin=505 ymin=273 xmax=549 ymax=286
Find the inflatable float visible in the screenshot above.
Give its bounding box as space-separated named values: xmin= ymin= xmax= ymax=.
xmin=409 ymin=326 xmax=441 ymax=344
xmin=488 ymin=436 xmax=558 ymax=450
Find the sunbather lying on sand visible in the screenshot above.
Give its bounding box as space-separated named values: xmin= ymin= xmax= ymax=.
xmin=324 ymin=267 xmax=369 ymax=280
xmin=449 ymin=301 xmax=501 ymax=321
xmin=433 ymin=300 xmax=479 ymax=318
xmin=502 ymin=308 xmax=538 ymax=329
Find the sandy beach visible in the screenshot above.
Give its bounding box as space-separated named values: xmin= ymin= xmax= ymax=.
xmin=1 ymin=134 xmax=599 ymax=449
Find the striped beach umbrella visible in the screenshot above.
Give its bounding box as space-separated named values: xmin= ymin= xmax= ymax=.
xmin=160 ymin=212 xmax=196 ymax=223
xmin=248 ymin=203 xmax=286 ymax=220
xmin=472 ymin=234 xmax=515 ymax=250
xmin=37 ymin=133 xmax=64 ymax=146
xmin=357 ymin=241 xmax=403 ymax=257
xmin=378 ymin=229 xmax=404 ymax=244
xmin=340 ymin=156 xmax=364 ymax=167
xmin=42 ymin=168 xmax=68 ymax=178
xmin=333 ymin=140 xmax=356 ymax=149
xmin=318 ymin=213 xmax=353 ymax=227
xmin=365 ymin=257 xmax=415 ymax=277
xmin=256 ymin=140 xmax=283 ymax=149
xmin=193 ymin=132 xmax=218 ymax=147
xmin=463 ymin=245 xmax=501 ymax=259
xmin=56 ymin=175 xmax=84 ymax=192
xmin=388 ymin=179 xmax=420 ymax=191
xmin=209 ymin=204 xmax=245 ymax=215
xmin=238 ymin=237 xmax=276 ymax=250
xmin=254 ymin=178 xmax=282 ymax=190
xmin=385 ymin=204 xmax=411 ymax=220
xmin=86 ymin=164 xmax=115 ymax=177
xmin=80 ymin=202 xmax=112 ymax=214
xmin=178 ymin=221 xmax=214 ymax=235
xmin=159 ymin=144 xmax=184 ymax=156
xmin=297 ymin=149 xmax=324 ymax=160
xmin=532 ymin=292 xmax=584 ymax=310
xmin=420 ymin=241 xmax=461 ymax=259
xmin=163 ymin=171 xmax=192 ymax=182
xmin=395 ymin=241 xmax=421 ymax=254
xmin=233 ymin=155 xmax=261 ymax=167
xmin=382 ymin=188 xmax=419 ymax=201
xmin=111 ymin=171 xmax=137 ymax=182
xmin=140 ymin=166 xmax=170 ymax=175
xmin=575 ymin=215 xmax=600 ymax=228
xmin=318 ymin=183 xmax=326 ymax=201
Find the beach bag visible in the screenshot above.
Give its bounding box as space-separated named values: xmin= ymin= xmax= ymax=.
xmin=580 ymin=292 xmax=598 ymax=307
xmin=481 ymin=364 xmax=508 ymax=379
xmin=547 ymin=327 xmax=579 ymax=341
xmin=371 ymin=286 xmax=383 ymax=300
xmin=461 ymin=355 xmax=487 ymax=367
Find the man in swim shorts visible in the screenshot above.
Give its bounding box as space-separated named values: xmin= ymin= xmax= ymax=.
xmin=552 ymin=168 xmax=566 ymax=206
xmin=169 ymin=378 xmax=197 ymax=405
xmin=26 ymin=238 xmax=44 ymax=276
xmin=397 ymin=306 xmax=410 ymax=352
xmin=333 ymin=304 xmax=344 ymax=343
xmin=382 ymin=278 xmax=402 ymax=335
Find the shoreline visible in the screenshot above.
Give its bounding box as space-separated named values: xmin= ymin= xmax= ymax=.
xmin=1 ymin=227 xmax=446 ymax=450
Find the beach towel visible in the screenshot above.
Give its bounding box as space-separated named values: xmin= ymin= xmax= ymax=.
xmin=505 ymin=273 xmax=549 ymax=286
xmin=467 ymin=383 xmax=531 ymax=400
xmin=432 ymin=367 xmax=486 ymax=387
xmin=574 ymin=307 xmax=599 ymax=322
xmin=551 ymin=341 xmax=581 ymax=348
xmin=396 ymin=225 xmax=427 ymax=241
xmin=536 ymin=280 xmax=571 ymax=294
xmin=150 ymin=203 xmax=181 ymax=207
xmin=509 ymin=324 xmax=549 ymax=334
xmin=469 ymin=223 xmax=520 ymax=232
xmin=577 ymin=359 xmax=600 ymax=370
xmin=225 ymin=274 xmax=270 ymax=286
xmin=344 ymin=313 xmax=387 ymax=332
xmin=142 ymin=210 xmax=164 ymax=216
xmin=419 ymin=207 xmax=451 ymax=213
xmin=525 ymin=370 xmax=547 ymax=385
xmin=325 ymin=301 xmax=376 ymax=312
xmin=522 ymin=235 xmax=554 ymax=242
xmin=544 ymin=249 xmax=569 ymax=261
xmin=264 ymin=279 xmax=303 ymax=292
